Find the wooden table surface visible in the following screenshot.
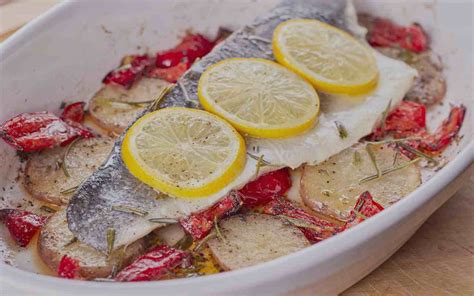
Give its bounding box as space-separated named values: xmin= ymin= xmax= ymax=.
xmin=1 ymin=1 xmax=473 ymax=295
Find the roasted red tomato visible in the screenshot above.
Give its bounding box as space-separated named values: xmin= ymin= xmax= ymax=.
xmin=146 ymin=62 xmax=189 ymax=83
xmin=103 ymin=55 xmax=151 ymax=89
xmin=180 ymin=193 xmax=242 ymax=241
xmin=155 ymin=34 xmax=214 ymax=69
xmin=238 ymin=168 xmax=292 ymax=208
xmin=115 ymin=245 xmax=190 ymax=282
xmin=0 ymin=111 xmax=92 ymax=152
xmin=343 ymin=191 xmax=384 ymax=230
xmin=0 ymin=209 xmax=46 ymax=247
xmin=368 ymin=18 xmax=428 ymax=53
xmin=60 ymin=102 xmax=86 ymax=123
xmin=58 ymin=255 xmax=81 ymax=279
xmin=262 ymin=198 xmax=341 ymax=243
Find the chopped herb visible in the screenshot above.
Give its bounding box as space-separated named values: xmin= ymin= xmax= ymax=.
xmin=95 ymin=98 xmax=155 ymax=108
xmin=110 ymin=245 xmax=128 ymax=278
xmin=112 ymin=205 xmax=148 ymax=217
xmin=62 ymin=137 xmax=81 ymax=178
xmin=174 ymin=234 xmax=193 ymax=250
xmin=193 ymin=232 xmax=217 ymax=252
xmin=335 ymin=121 xmax=348 ymax=139
xmin=106 ymin=228 xmax=116 ymax=257
xmin=214 ymin=216 xmax=226 ymax=243
xmin=148 ymin=217 xmax=178 ymax=224
xmin=365 ymin=137 xmax=422 ymax=145
xmin=40 ymin=205 xmax=57 ymax=213
xmin=64 ymin=237 xmax=78 ymax=247
xmin=247 ymin=152 xmax=272 ymax=166
xmin=321 ymin=190 xmax=332 ymax=197
xmin=60 ymin=185 xmax=79 ymax=195
xmin=353 ymin=151 xmax=362 ymax=165
xmin=366 ymin=144 xmax=381 ymax=178
xmin=155 ymin=192 xmax=169 ymax=200
xmin=392 ymin=150 xmax=400 ymax=166
xmin=359 ymin=158 xmax=421 ymax=184
xmin=398 ymin=142 xmax=438 ymax=165
xmin=149 ymin=85 xmax=174 ymax=111
xmin=279 ymin=215 xmax=321 ymax=231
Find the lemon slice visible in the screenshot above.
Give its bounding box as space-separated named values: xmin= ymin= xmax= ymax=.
xmin=122 ymin=107 xmax=246 ymax=198
xmin=273 ymin=19 xmax=378 ymax=95
xmin=198 ymin=58 xmax=320 ymax=138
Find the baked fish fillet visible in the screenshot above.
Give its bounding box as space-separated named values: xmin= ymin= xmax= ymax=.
xmin=67 ymin=0 xmax=416 ymax=252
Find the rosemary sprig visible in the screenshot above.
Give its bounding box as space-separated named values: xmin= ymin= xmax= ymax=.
xmin=279 ymin=215 xmax=320 ymax=231
xmin=193 ymin=232 xmax=217 ymax=252
xmin=112 ymin=205 xmax=148 ymax=217
xmin=149 ymin=84 xmax=174 ymax=111
xmin=353 ymin=151 xmax=362 ymax=165
xmin=335 ymin=121 xmax=348 ymax=139
xmin=398 ymin=142 xmax=438 ymax=165
xmin=174 ymin=234 xmax=193 ymax=250
xmin=94 ymin=98 xmax=153 ymax=109
xmin=365 ymin=137 xmax=422 ymax=145
xmin=359 ymin=157 xmax=421 ymax=184
xmin=106 ymin=228 xmax=116 ymax=257
xmin=61 ymin=137 xmax=81 ymax=178
xmin=214 ymin=216 xmax=226 ymax=243
xmin=247 ymin=152 xmax=272 ymax=166
xmin=255 ymin=154 xmax=265 ymax=176
xmin=64 ymin=237 xmax=78 ymax=247
xmin=40 ymin=205 xmax=57 ymax=213
xmin=148 ymin=217 xmax=179 ymax=224
xmin=366 ymin=144 xmax=381 ymax=178
xmin=60 ymin=185 xmax=79 ymax=195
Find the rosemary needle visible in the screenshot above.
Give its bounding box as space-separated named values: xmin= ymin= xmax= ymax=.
xmin=359 ymin=158 xmax=421 ymax=184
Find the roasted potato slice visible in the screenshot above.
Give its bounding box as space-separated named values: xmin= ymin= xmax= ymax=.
xmin=88 ymin=77 xmax=170 ymax=133
xmin=207 ymin=213 xmax=310 ymax=271
xmin=24 ymin=137 xmax=114 ymax=205
xmin=301 ymin=144 xmax=421 ymax=221
xmin=38 ymin=209 xmax=145 ymax=280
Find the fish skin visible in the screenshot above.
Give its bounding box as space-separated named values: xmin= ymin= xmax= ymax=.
xmin=67 ymin=0 xmax=349 ymax=253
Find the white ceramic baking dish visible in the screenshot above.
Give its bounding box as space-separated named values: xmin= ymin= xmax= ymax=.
xmin=0 ymin=0 xmax=472 ymax=295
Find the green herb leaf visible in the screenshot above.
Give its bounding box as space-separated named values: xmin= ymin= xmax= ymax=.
xmin=60 ymin=185 xmax=79 ymax=195
xmin=148 ymin=217 xmax=179 ymax=224
xmin=193 ymin=232 xmax=217 ymax=252
xmin=63 ymin=237 xmax=78 ymax=247
xmin=335 ymin=121 xmax=348 ymax=139
xmin=40 ymin=205 xmax=57 ymax=213
xmin=112 ymin=205 xmax=148 ymax=217
xmin=214 ymin=216 xmax=226 ymax=243
xmin=149 ymin=85 xmax=174 ymax=111
xmin=366 ymin=144 xmax=381 ymax=178
xmin=359 ymin=157 xmax=421 ymax=184
xmin=174 ymin=234 xmax=193 ymax=250
xmin=353 ymin=151 xmax=362 ymax=165
xmin=398 ymin=142 xmax=438 ymax=165
xmin=278 ymin=215 xmax=321 ymax=231
xmin=106 ymin=228 xmax=116 ymax=257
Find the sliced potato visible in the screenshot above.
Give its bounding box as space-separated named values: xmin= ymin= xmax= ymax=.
xmin=24 ymin=137 xmax=114 ymax=205
xmin=207 ymin=213 xmax=310 ymax=271
xmin=89 ymin=77 xmax=170 ymax=133
xmin=301 ymin=144 xmax=421 ymax=221
xmin=38 ymin=209 xmax=145 ymax=279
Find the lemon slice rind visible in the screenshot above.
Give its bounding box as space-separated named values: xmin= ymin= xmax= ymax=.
xmin=273 ymin=19 xmax=379 ymax=95
xmin=122 ymin=107 xmax=246 ymax=199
